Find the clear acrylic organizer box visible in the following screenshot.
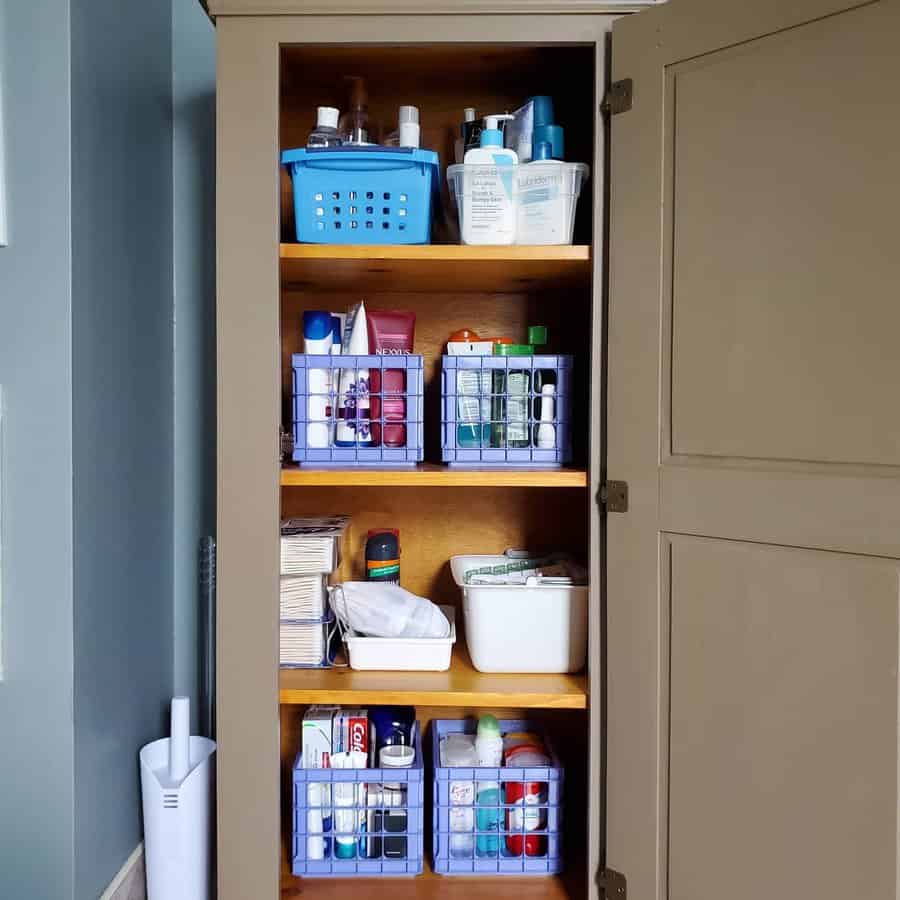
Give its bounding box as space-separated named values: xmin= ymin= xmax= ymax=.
xmin=279 ymin=611 xmax=337 ymax=670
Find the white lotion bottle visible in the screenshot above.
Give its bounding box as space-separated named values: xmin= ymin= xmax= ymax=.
xmin=516 ymin=140 xmax=566 ymax=245
xmin=536 ymin=383 xmax=557 ymax=449
xmin=335 ymin=302 xmax=371 ymax=447
xmin=303 ymin=311 xmax=334 ymax=449
xmin=398 ymin=105 xmax=420 ymax=149
xmin=461 ymin=114 xmax=517 ymax=245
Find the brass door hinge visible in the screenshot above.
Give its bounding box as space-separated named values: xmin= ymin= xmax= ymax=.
xmin=601 ymin=79 xmax=633 ymax=116
xmin=598 ymin=868 xmax=627 ymax=899
xmin=598 ymin=481 xmax=629 ymax=513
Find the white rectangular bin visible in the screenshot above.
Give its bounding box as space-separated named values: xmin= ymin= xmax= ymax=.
xmin=343 ymin=605 xmax=456 ymax=671
xmin=450 ymin=555 xmax=587 ymax=673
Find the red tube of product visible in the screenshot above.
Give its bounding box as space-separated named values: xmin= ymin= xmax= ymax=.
xmin=367 ymin=310 xmax=416 ymax=448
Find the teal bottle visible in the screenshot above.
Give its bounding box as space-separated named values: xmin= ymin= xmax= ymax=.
xmin=474 ymin=715 xmax=504 ymax=858
xmin=476 ymin=784 xmax=501 ymax=857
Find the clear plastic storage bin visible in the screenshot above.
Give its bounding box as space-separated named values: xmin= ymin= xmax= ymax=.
xmin=446 ymin=162 xmax=588 ymax=245
xmin=432 ymin=719 xmax=564 ymax=876
xmin=280 ymin=611 xmax=337 ymax=670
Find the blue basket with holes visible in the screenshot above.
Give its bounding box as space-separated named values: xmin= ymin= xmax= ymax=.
xmin=282 ymin=146 xmax=440 ymax=244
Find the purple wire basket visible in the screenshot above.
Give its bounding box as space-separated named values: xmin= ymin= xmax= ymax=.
xmin=292 ymin=724 xmax=424 ymax=876
xmin=292 ymin=354 xmax=424 ymax=466
xmin=432 ymin=719 xmax=564 ymax=876
xmin=441 ymin=355 xmax=573 ymax=467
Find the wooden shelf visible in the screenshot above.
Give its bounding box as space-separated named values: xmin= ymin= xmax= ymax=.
xmin=279 ymin=642 xmax=587 ymax=709
xmin=281 ymin=863 xmax=574 ymax=900
xmin=281 ymin=463 xmax=589 ymax=489
xmin=280 ymin=244 xmax=592 ymax=294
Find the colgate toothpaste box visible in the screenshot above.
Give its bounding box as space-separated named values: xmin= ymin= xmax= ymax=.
xmin=334 ymin=708 xmax=369 ymax=844
xmin=333 ymin=708 xmax=369 ymax=757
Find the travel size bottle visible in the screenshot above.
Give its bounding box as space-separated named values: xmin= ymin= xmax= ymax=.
xmin=307 ymin=106 xmax=342 ymax=148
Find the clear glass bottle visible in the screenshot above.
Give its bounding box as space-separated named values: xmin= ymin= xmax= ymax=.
xmin=338 ymin=77 xmax=373 ymax=145
xmin=307 ymin=106 xmax=342 ymax=148
xmin=491 ymin=328 xmax=547 ymax=449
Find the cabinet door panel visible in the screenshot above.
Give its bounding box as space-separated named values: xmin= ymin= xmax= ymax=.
xmin=668 ymin=9 xmax=900 ymax=466
xmin=608 ymin=1 xmax=900 ymax=898
xmin=668 ymin=536 xmax=899 ymax=900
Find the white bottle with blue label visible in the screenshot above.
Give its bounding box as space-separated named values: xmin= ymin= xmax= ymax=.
xmin=460 ymin=114 xmax=518 ymax=245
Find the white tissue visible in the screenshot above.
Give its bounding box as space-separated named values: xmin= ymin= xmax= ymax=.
xmin=329 ymin=582 xmax=450 ymax=639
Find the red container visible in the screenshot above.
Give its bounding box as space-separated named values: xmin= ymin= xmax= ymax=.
xmin=368 ymin=310 xmax=416 ymax=448
xmin=370 ymin=369 xmax=407 ymax=447
xmin=504 ymin=743 xmax=550 ymax=857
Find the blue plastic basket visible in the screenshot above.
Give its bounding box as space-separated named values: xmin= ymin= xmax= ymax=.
xmin=293 ymin=724 xmax=425 ymax=877
xmin=432 ymin=719 xmax=564 ymax=876
xmin=292 ymin=354 xmax=424 ymax=466
xmin=441 ymin=355 xmax=574 ymax=467
xmin=282 ymin=147 xmax=440 ymax=245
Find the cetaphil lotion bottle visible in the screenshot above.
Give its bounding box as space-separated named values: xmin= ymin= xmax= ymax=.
xmin=461 ymin=114 xmax=517 ymax=244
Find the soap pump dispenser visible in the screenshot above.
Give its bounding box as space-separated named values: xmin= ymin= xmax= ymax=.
xmin=458 ymin=114 xmax=518 ymax=245
xmin=463 ymin=114 xmax=517 ymax=165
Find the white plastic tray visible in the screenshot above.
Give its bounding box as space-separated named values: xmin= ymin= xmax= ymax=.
xmin=343 ymin=605 xmax=456 ymax=672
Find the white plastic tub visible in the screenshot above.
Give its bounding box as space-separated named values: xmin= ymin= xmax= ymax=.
xmin=343 ymin=605 xmax=456 ymax=672
xmin=450 ymin=556 xmax=588 ymax=673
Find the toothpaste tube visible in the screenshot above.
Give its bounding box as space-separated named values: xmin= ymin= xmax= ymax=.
xmin=303 ymin=705 xmax=339 ymax=859
xmin=333 ymin=709 xmax=370 ymax=855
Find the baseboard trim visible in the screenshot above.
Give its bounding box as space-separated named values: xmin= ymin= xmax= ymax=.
xmin=99 ymin=843 xmax=145 ymax=900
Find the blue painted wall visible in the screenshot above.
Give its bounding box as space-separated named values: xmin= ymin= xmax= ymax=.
xmin=70 ymin=0 xmax=175 ymax=896
xmin=0 ymin=1 xmax=215 ymax=897
xmin=0 ymin=2 xmax=76 ymax=899
xmin=173 ymin=0 xmax=216 ymax=733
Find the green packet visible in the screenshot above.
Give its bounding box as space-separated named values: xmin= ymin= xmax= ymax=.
xmin=463 ymin=554 xmax=567 ymax=585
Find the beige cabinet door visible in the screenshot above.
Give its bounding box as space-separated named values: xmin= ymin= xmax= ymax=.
xmin=607 ymin=1 xmax=900 ymax=898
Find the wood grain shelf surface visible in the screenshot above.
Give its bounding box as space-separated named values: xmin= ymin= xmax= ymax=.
xmin=280 ymin=243 xmax=592 ymax=294
xmin=281 ymin=463 xmax=589 ymax=488
xmin=279 ymin=643 xmax=587 ymax=709
xmin=281 ymin=866 xmax=574 ymax=900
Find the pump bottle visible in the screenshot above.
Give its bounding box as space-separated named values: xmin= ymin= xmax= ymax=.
xmin=461 ymin=114 xmax=517 ymax=245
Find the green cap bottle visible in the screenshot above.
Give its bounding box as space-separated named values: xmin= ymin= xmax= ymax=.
xmin=492 ymin=325 xmax=548 ymax=356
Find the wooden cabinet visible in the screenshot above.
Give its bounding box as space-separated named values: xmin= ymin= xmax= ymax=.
xmin=214 ymin=2 xmax=900 ymax=899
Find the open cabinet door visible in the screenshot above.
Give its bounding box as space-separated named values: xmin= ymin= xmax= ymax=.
xmin=606 ymin=1 xmax=900 ymax=898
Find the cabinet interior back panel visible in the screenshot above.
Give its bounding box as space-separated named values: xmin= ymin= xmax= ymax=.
xmin=279 ymin=44 xmax=596 ymax=245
